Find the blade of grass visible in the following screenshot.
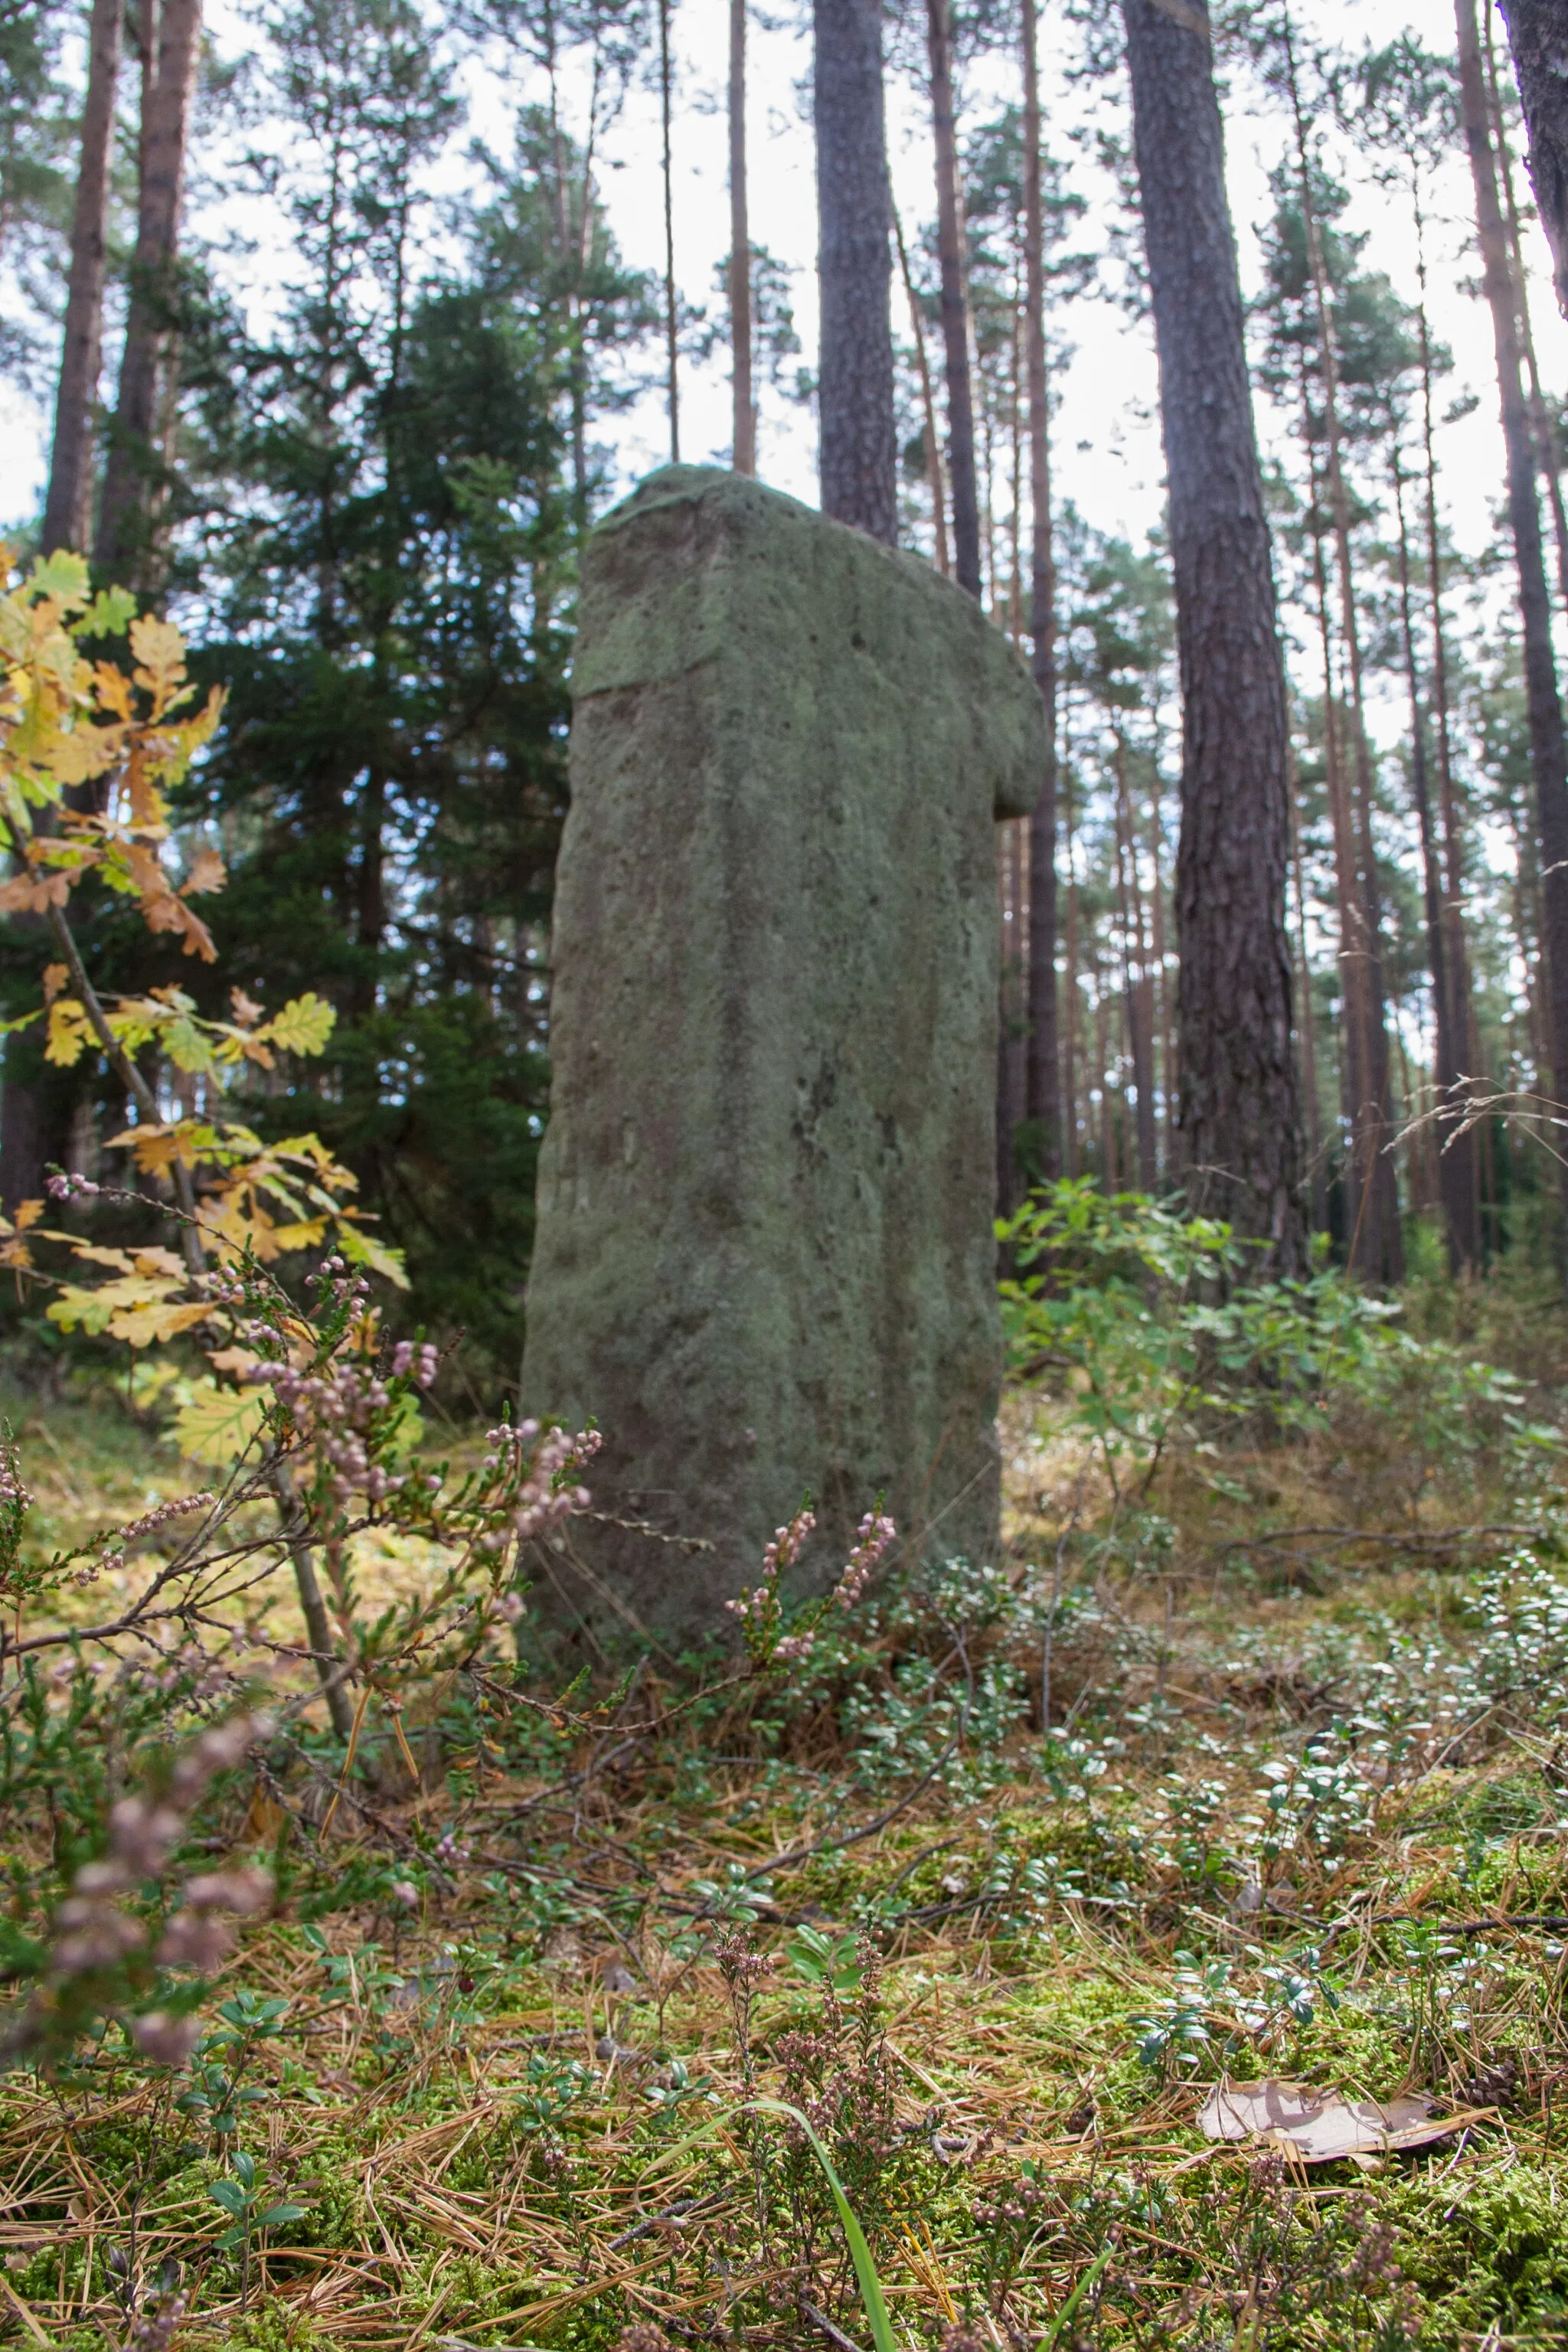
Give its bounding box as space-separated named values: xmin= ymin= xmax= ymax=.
xmin=1040 ymin=2239 xmax=1116 ymax=2350
xmin=745 ymin=2098 xmax=897 ymax=2352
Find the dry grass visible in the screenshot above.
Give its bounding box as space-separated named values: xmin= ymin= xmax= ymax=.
xmin=4 ymin=1376 xmax=1568 ymax=2350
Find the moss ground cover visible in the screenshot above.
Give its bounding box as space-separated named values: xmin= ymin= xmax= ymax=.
xmin=4 ymin=1358 xmax=1568 ymax=2352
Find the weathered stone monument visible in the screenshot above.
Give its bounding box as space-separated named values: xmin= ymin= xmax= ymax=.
xmin=521 ymin=465 xmax=1044 ymax=1647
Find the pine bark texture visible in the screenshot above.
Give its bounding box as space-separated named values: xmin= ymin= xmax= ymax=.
xmin=1498 ymin=0 xmax=1568 ymax=321
xmin=814 ymin=0 xmax=897 ymax=543
xmin=1119 ymin=0 xmax=1304 ymax=1272
xmin=96 ymin=0 xmax=202 ymax=584
xmin=42 ymin=0 xmax=122 ymax=556
xmin=1458 ymin=0 xmax=1568 ymax=1254
xmin=926 ymin=0 xmax=981 ymax=597
xmin=1021 ymin=0 xmax=1060 ymax=1174
xmin=729 ymin=0 xmax=754 ymax=475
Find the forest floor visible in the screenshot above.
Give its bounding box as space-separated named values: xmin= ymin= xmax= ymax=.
xmin=5 ymin=1346 xmax=1568 ymax=2352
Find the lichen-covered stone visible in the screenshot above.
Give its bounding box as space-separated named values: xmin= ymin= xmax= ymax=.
xmin=521 ymin=465 xmax=1043 ymax=1648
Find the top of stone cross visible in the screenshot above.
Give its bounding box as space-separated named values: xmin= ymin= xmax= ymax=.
xmin=574 ymin=463 xmax=1044 ymax=823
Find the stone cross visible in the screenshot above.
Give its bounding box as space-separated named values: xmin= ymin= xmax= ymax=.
xmin=521 ymin=465 xmax=1044 ymax=1650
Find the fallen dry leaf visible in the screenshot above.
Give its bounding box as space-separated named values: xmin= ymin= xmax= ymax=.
xmin=1199 ymin=2078 xmax=1492 ymax=2161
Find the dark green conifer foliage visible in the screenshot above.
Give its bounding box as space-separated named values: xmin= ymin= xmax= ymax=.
xmin=173 ymin=0 xmax=654 ymax=1388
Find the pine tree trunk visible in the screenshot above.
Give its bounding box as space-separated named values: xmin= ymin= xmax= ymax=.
xmin=1063 ymin=766 xmax=1080 ymax=1176
xmin=1391 ymin=439 xmax=1478 ymax=1271
xmin=1488 ymin=15 xmax=1568 ymax=612
xmin=659 ymin=0 xmax=680 ymax=463
xmin=1119 ymin=0 xmax=1303 ymax=1272
xmin=729 ymin=0 xmax=754 ymax=475
xmin=1299 ymin=399 xmax=1371 ymax=1250
xmin=893 ymin=204 xmax=949 ymax=573
xmin=1283 ymin=35 xmax=1403 ymax=1282
xmin=1458 ymin=0 xmax=1568 ymax=1265
xmin=814 ymin=0 xmax=897 ymax=542
xmin=1148 ymin=786 xmax=1172 ymax=1172
xmin=1498 ymin=0 xmax=1568 ymax=321
xmin=10 ymin=0 xmax=126 ymax=1206
xmin=1414 ymin=227 xmax=1481 ymax=1250
xmin=1115 ymin=736 xmax=1158 ymax=1191
xmin=1021 ymin=0 xmax=1060 ymax=1179
xmin=96 ymin=0 xmax=201 ymax=586
xmin=43 ymin=0 xmax=122 ymax=555
xmin=1286 ymin=740 xmax=1326 ymax=1233
xmin=925 ymin=0 xmax=980 ymax=597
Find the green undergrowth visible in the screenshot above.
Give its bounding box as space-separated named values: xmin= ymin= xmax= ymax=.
xmin=7 ymin=1204 xmax=1568 ymax=2351
xmin=6 ymin=1508 xmax=1568 ymax=2350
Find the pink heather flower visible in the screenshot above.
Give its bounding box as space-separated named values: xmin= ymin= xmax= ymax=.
xmin=129 ymin=2011 xmax=201 ymax=2069
xmin=762 ymin=1507 xmax=815 ymax=1576
xmin=155 ymin=1910 xmax=236 ymax=1971
xmin=107 ymin=1798 xmax=186 ymax=1878
xmin=113 ymin=1491 xmax=215 ymax=1550
xmin=181 ymin=1866 xmax=273 ymax=1914
xmin=51 ymin=1898 xmax=148 ymax=1971
xmin=834 ymin=1510 xmax=897 ymax=1609
xmin=46 ymin=1171 xmax=100 ymax=1200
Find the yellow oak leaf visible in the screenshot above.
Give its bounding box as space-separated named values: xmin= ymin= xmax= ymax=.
xmin=107 ymin=1299 xmax=212 ymax=1347
xmin=173 ymin=1381 xmax=269 ymax=1468
xmin=45 ymin=998 xmax=93 ymax=1067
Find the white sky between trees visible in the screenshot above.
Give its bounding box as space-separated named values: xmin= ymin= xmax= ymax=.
xmin=2 ymin=0 xmax=1566 ymax=965
xmin=4 ymin=0 xmax=1564 ymax=577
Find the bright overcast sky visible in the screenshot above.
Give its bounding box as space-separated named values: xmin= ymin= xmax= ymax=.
xmin=4 ymin=0 xmax=1564 ymax=619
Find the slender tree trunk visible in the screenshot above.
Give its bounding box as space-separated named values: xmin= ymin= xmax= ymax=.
xmin=893 ymin=202 xmax=949 ymax=573
xmin=1148 ymin=785 xmax=1172 ymax=1174
xmin=8 ymin=0 xmax=126 ymax=1206
xmin=1299 ymin=398 xmax=1370 ymax=1248
xmin=659 ymin=0 xmax=680 ymax=463
xmin=1095 ymin=967 xmax=1116 ymax=1187
xmin=1414 ymin=212 xmax=1482 ymax=1244
xmin=1119 ymin=0 xmax=1303 ymax=1271
xmin=1458 ymin=0 xmax=1568 ymax=1266
xmin=1021 ymin=0 xmax=1060 ymax=1180
xmin=1391 ymin=436 xmax=1478 ymax=1270
xmin=814 ymin=0 xmax=897 ymax=541
xmin=1488 ymin=14 xmax=1568 ymax=613
xmin=728 ymin=0 xmax=754 ymax=475
xmin=1115 ymin=736 xmax=1158 ymax=1191
xmin=43 ymin=0 xmax=122 ymax=555
xmin=925 ymin=0 xmax=980 ymax=596
xmin=1283 ymin=29 xmax=1403 ymax=1281
xmin=96 ymin=0 xmax=201 ymax=586
xmin=1286 ymin=738 xmax=1326 ymax=1233
xmin=997 ymin=838 xmax=1021 ymax=1217
xmin=1063 ymin=762 xmax=1079 ymax=1176
xmin=1498 ymin=0 xmax=1568 ymax=320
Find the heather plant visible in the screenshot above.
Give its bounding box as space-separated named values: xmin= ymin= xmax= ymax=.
xmin=727 ymin=1502 xmax=897 ymax=1669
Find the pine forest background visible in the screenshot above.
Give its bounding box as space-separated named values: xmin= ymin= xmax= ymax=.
xmin=2 ymin=0 xmax=1566 ymax=1394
